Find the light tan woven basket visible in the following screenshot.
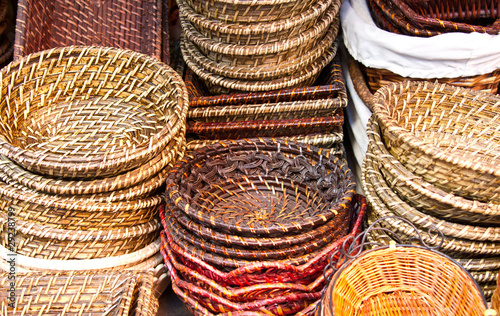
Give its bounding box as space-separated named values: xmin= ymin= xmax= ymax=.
xmin=372 ymin=81 xmax=500 ymax=203
xmin=0 ymin=46 xmax=188 ymax=179
xmin=179 ymin=0 xmax=336 ymax=46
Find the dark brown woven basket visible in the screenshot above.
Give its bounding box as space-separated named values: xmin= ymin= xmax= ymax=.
xmin=187 ymin=114 xmax=343 ymax=140
xmin=165 ymin=138 xmax=356 ymax=237
xmin=394 ymin=0 xmax=500 ymax=35
xmin=14 ymin=0 xmax=170 ymax=63
xmin=0 ymin=46 xmax=188 ymax=179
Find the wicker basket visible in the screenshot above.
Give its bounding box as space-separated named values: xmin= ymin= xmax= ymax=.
xmin=0 ymin=46 xmax=188 ymax=179
xmin=179 ymin=0 xmax=337 ymax=46
xmin=14 ymin=0 xmax=170 ymax=63
xmin=0 ymin=270 xmax=159 ymax=315
xmin=372 ymin=81 xmax=500 ymax=203
xmin=320 ymin=245 xmax=488 ymax=316
xmin=367 ymin=117 xmax=500 ymax=225
xmin=165 ymin=138 xmax=356 ymax=237
xmin=184 ymin=0 xmax=318 ymax=23
xmin=181 ymin=19 xmax=339 ymax=81
xmin=493 ymin=273 xmax=500 ymax=312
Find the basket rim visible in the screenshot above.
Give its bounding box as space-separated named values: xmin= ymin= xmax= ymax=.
xmin=0 ymin=46 xmax=188 ymax=178
xmin=182 ymin=37 xmax=337 ymax=92
xmin=367 ymin=117 xmax=500 ymax=220
xmin=165 ymin=138 xmax=356 ymax=236
xmin=372 ymin=81 xmax=500 ymax=177
xmin=182 ymin=19 xmax=339 ymax=80
xmin=180 ymin=0 xmax=334 ymax=35
xmin=181 ymin=4 xmax=336 ymax=56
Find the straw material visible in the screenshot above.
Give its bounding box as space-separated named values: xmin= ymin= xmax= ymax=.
xmin=323 ymin=246 xmax=487 ymax=316
xmin=184 ymin=0 xmax=317 ymax=23
xmin=186 ymin=133 xmax=345 ymax=153
xmin=180 ymin=0 xmax=337 ymax=46
xmin=165 ymin=138 xmax=356 ymax=237
xmin=0 ymin=270 xmax=159 ymax=315
xmin=0 ymin=46 xmax=188 ymax=179
xmin=367 ymin=117 xmax=500 ymax=225
xmin=372 ymin=81 xmax=500 ymax=203
xmin=181 ymin=18 xmax=339 ymax=81
xmin=14 ymin=0 xmax=169 ymax=63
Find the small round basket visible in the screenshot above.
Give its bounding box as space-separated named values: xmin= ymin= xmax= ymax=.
xmin=165 ymin=138 xmax=356 ymax=237
xmin=372 ymin=81 xmax=500 ymax=203
xmin=322 ymin=245 xmax=488 ymax=316
xmin=0 ymin=46 xmax=188 ymax=179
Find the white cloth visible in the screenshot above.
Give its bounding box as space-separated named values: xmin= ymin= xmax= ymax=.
xmin=341 ymin=0 xmax=500 ymax=78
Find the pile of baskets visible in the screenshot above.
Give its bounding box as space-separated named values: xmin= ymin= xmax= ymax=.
xmin=185 ymin=54 xmax=348 ymax=154
xmin=1 ymin=270 xmax=160 ymax=315
xmin=369 ymin=0 xmax=500 ymax=37
xmin=161 ymin=138 xmax=364 ymax=315
xmin=362 ymin=80 xmax=500 ymax=298
xmin=0 ymin=46 xmax=188 ymax=274
xmin=178 ymin=0 xmax=342 ymax=94
xmin=14 ymin=0 xmax=170 ymax=63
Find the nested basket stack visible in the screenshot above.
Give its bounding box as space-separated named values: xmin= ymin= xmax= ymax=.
xmin=14 ymin=0 xmax=170 ymax=63
xmin=160 ymin=138 xmax=366 ymax=315
xmin=178 ymin=0 xmax=342 ymax=94
xmin=0 ymin=46 xmax=188 ymax=280
xmin=0 ymin=270 xmax=160 ymax=315
xmin=361 ymin=81 xmax=500 ymax=298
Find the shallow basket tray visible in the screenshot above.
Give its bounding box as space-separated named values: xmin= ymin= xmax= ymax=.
xmin=321 ymin=245 xmax=488 ymax=316
xmin=179 ymin=0 xmax=337 ymax=46
xmin=184 ymin=0 xmax=317 ymax=23
xmin=159 ymin=195 xmax=366 ymax=286
xmin=165 ymin=138 xmax=356 ymax=237
xmin=372 ymin=81 xmax=500 ymax=203
xmin=0 ymin=270 xmax=159 ymax=315
xmin=367 ymin=116 xmax=500 ymax=225
xmin=0 ymin=46 xmax=188 ymax=179
xmin=14 ymin=0 xmax=170 ymax=63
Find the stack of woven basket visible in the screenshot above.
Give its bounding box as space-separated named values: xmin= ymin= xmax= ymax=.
xmin=362 ymin=81 xmax=500 ymax=298
xmin=178 ymin=0 xmax=342 ymax=95
xmin=0 ymin=46 xmax=188 ymax=274
xmin=161 ymin=138 xmax=364 ymax=315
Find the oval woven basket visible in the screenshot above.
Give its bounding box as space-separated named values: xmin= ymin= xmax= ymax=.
xmin=0 ymin=127 xmax=185 ymax=196
xmin=184 ymin=0 xmax=317 ymax=23
xmin=0 ymin=46 xmax=188 ymax=179
xmin=372 ymin=81 xmax=500 ymax=203
xmin=179 ymin=0 xmax=336 ymax=46
xmin=0 ymin=213 xmax=160 ymax=260
xmin=165 ymin=138 xmax=355 ymax=237
xmin=367 ymin=117 xmax=500 ymax=224
xmin=363 ymin=155 xmax=500 ymax=256
xmin=181 ymin=3 xmax=336 ymax=68
xmin=181 ymin=19 xmax=339 ymax=81
xmin=321 ymin=245 xmax=488 ymax=316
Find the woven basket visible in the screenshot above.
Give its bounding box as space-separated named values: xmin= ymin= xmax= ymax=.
xmin=181 ymin=3 xmax=336 ymax=69
xmin=367 ymin=117 xmax=500 ymax=224
xmin=186 ymin=54 xmax=347 ymax=103
xmin=179 ymin=0 xmax=337 ymax=46
xmin=393 ymin=0 xmax=500 ymax=35
xmin=14 ymin=0 xmax=169 ymax=63
xmin=187 ymin=115 xmax=343 ymax=140
xmin=186 ymin=133 xmax=345 ymax=153
xmin=181 ymin=19 xmax=339 ymax=81
xmin=184 ymin=0 xmax=317 ymax=23
xmin=165 ymin=138 xmax=356 ymax=237
xmin=362 ymin=152 xmax=500 ymax=256
xmin=0 ymin=46 xmax=188 ymax=179
xmin=0 ymin=270 xmax=159 ymax=315
xmin=320 ymin=245 xmax=488 ymax=316
xmin=493 ymin=273 xmax=500 ymax=312
xmin=372 ymin=81 xmax=500 ymax=203
xmin=0 ymin=129 xmax=185 ymax=196
xmin=182 ymin=37 xmax=337 ymax=94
